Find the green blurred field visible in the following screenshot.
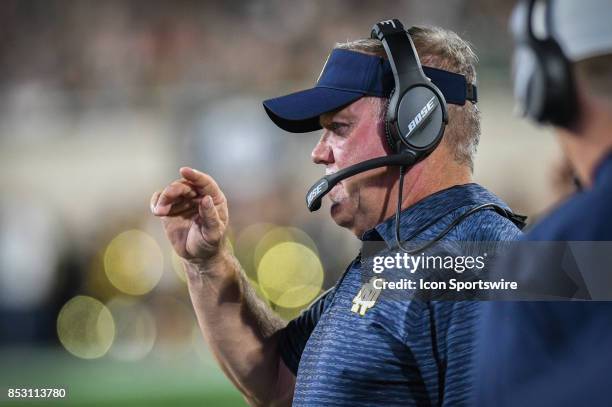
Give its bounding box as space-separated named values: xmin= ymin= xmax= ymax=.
xmin=0 ymin=348 xmax=247 ymax=407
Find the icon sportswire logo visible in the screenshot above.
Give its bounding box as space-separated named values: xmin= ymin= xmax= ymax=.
xmin=406 ymin=96 xmax=437 ymax=137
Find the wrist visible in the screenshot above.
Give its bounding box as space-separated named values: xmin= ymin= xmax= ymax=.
xmin=184 ymin=249 xmax=234 ymax=279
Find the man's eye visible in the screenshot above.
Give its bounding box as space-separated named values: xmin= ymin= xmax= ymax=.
xmin=330 ymin=122 xmax=349 ymax=134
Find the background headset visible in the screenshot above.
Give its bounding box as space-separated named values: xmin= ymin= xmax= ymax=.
xmin=512 ymin=0 xmax=578 ymax=128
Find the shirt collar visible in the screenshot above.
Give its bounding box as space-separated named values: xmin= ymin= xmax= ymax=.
xmin=361 ymin=183 xmax=508 ymax=247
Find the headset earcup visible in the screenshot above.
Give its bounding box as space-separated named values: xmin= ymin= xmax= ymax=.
xmin=396 ymin=86 xmax=446 ymax=151
xmin=514 ymin=0 xmax=578 ymax=128
xmin=525 ymin=60 xmax=547 ymax=121
xmin=526 ymin=43 xmax=577 ymax=127
xmin=540 ymin=43 xmax=578 ymax=127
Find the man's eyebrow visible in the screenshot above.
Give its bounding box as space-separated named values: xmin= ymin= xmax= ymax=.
xmin=320 ymin=113 xmax=337 ymax=128
xmin=320 ymin=112 xmax=352 ymax=128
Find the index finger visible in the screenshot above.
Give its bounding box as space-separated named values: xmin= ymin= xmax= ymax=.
xmin=179 ymin=167 xmax=223 ymax=199
xmin=150 ymin=190 xmax=162 ymax=214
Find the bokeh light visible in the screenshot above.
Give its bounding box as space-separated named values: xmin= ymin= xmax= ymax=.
xmin=235 ymin=222 xmax=276 ymax=278
xmin=104 ymin=230 xmax=163 ymax=295
xmin=253 ymin=226 xmax=318 ymax=271
xmin=257 ymin=242 xmax=323 ymax=308
xmin=106 ymin=297 xmax=156 ymax=361
xmin=84 ymin=250 xmax=122 ymax=302
xmin=171 ymin=251 xmax=187 ymax=284
xmin=57 ymin=295 xmax=115 ymax=359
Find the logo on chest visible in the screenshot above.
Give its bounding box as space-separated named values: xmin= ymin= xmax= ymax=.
xmin=351 ymin=277 xmax=383 ymax=316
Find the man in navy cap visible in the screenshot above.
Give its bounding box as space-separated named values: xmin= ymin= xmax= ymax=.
xmin=476 ymin=1 xmax=612 ymax=406
xmin=152 ymin=25 xmax=522 ymax=406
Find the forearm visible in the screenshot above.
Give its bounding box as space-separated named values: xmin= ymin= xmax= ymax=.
xmin=185 ymin=251 xmax=294 ymax=406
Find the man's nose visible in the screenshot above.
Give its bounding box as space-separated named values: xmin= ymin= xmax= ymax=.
xmin=311 ymin=133 xmax=334 ymax=164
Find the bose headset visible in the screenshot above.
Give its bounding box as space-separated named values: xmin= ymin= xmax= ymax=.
xmin=511 ymin=0 xmax=578 ymax=128
xmin=306 ymin=19 xmax=526 ymax=252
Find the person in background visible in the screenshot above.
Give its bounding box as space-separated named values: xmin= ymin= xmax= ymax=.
xmin=477 ymin=1 xmax=612 ymax=406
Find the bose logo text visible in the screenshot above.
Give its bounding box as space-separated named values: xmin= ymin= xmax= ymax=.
xmin=307 ymin=181 xmax=327 ymax=206
xmin=407 ymin=97 xmax=437 ymax=137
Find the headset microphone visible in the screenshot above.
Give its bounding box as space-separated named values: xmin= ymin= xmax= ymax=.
xmin=306 ymin=151 xmax=417 ymax=211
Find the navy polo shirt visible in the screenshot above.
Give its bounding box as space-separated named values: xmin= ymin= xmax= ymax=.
xmin=278 ymin=183 xmax=523 ymax=406
xmin=476 ymin=153 xmax=612 ymax=407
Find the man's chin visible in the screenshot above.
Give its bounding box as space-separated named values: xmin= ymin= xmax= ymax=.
xmin=330 ymin=202 xmax=352 ymax=228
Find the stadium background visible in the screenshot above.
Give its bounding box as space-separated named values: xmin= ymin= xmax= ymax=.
xmin=0 ymin=0 xmax=569 ymax=405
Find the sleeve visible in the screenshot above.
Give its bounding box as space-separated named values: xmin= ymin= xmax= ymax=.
xmin=277 ymin=286 xmax=336 ymax=376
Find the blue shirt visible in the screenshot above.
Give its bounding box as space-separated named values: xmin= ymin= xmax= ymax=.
xmin=477 ymin=154 xmax=612 ymax=407
xmin=278 ymin=183 xmax=523 ymax=406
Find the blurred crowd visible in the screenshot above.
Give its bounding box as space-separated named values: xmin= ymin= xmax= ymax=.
xmin=0 ymin=0 xmax=569 ymax=361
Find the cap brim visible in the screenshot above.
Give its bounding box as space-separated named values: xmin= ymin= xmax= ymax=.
xmin=263 ymin=87 xmax=364 ymax=133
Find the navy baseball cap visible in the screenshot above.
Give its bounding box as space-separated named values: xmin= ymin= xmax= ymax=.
xmin=263 ymin=48 xmax=477 ymax=133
